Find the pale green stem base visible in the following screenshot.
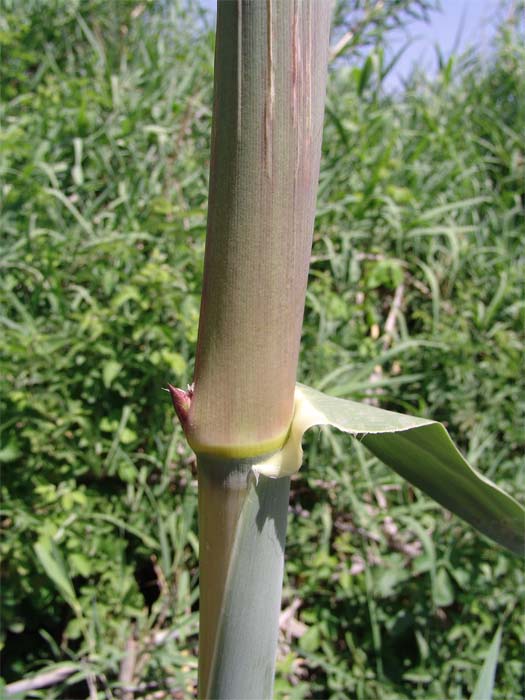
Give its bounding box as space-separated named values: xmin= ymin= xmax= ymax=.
xmin=198 ymin=455 xmax=290 ymax=700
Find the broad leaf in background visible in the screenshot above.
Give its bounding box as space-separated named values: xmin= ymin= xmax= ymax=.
xmin=256 ymin=384 xmax=524 ymax=555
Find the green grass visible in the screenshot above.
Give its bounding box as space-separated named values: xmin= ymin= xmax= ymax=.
xmin=1 ymin=1 xmax=524 ymax=698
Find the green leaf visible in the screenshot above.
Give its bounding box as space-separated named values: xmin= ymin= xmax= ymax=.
xmin=357 ymin=54 xmax=374 ymax=96
xmin=69 ymin=553 xmax=92 ymax=578
xmin=161 ymin=349 xmax=187 ymax=375
xmin=85 ymin=513 xmax=159 ymax=550
xmin=433 ymin=567 xmax=454 ymax=608
xmin=34 ymin=538 xmax=79 ymax=612
xmin=102 ymin=359 xmax=122 ymax=388
xmin=256 ymin=384 xmax=524 ymax=555
xmin=470 ymin=626 xmax=503 ymax=700
xmin=366 ymin=259 xmax=404 ymax=290
xmin=299 ymin=625 xmax=321 ymax=652
xmin=0 ymin=439 xmax=21 ymax=462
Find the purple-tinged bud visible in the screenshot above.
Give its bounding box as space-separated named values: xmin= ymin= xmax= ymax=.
xmin=168 ymin=384 xmax=193 ymax=430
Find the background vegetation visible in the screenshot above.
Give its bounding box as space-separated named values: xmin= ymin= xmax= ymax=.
xmin=1 ymin=1 xmax=523 ymax=698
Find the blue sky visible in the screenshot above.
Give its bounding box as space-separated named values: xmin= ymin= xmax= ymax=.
xmin=201 ymin=0 xmax=503 ymax=86
xmin=387 ymin=0 xmax=502 ymax=86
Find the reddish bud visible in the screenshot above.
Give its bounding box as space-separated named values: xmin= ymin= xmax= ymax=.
xmin=168 ymin=384 xmax=194 ymax=430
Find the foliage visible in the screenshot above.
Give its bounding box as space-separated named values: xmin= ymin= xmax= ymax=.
xmin=330 ymin=0 xmax=437 ymax=61
xmin=1 ymin=1 xmax=523 ymax=698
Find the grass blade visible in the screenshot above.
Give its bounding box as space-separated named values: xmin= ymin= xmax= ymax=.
xmin=34 ymin=539 xmax=79 ymax=614
xmin=470 ymin=626 xmax=503 ymax=700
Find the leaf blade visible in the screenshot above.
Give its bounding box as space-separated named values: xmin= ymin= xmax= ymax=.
xmin=34 ymin=539 xmax=79 ymax=611
xmin=470 ymin=626 xmax=503 ymax=700
xmin=256 ymin=384 xmax=524 ymax=555
xmin=363 ymin=424 xmax=523 ymax=555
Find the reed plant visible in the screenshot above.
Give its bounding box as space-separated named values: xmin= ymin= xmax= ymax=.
xmin=169 ymin=2 xmax=524 ymax=699
xmin=2 ymin=1 xmax=523 ymax=698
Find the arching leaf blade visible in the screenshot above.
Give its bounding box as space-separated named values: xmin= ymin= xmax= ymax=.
xmin=255 ymin=384 xmax=524 ymax=555
xmin=363 ymin=426 xmax=523 ymax=555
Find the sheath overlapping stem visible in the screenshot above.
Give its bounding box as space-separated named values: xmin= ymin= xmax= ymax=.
xmin=198 ymin=456 xmax=291 ymax=699
xmin=187 ymin=0 xmax=332 ymax=457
